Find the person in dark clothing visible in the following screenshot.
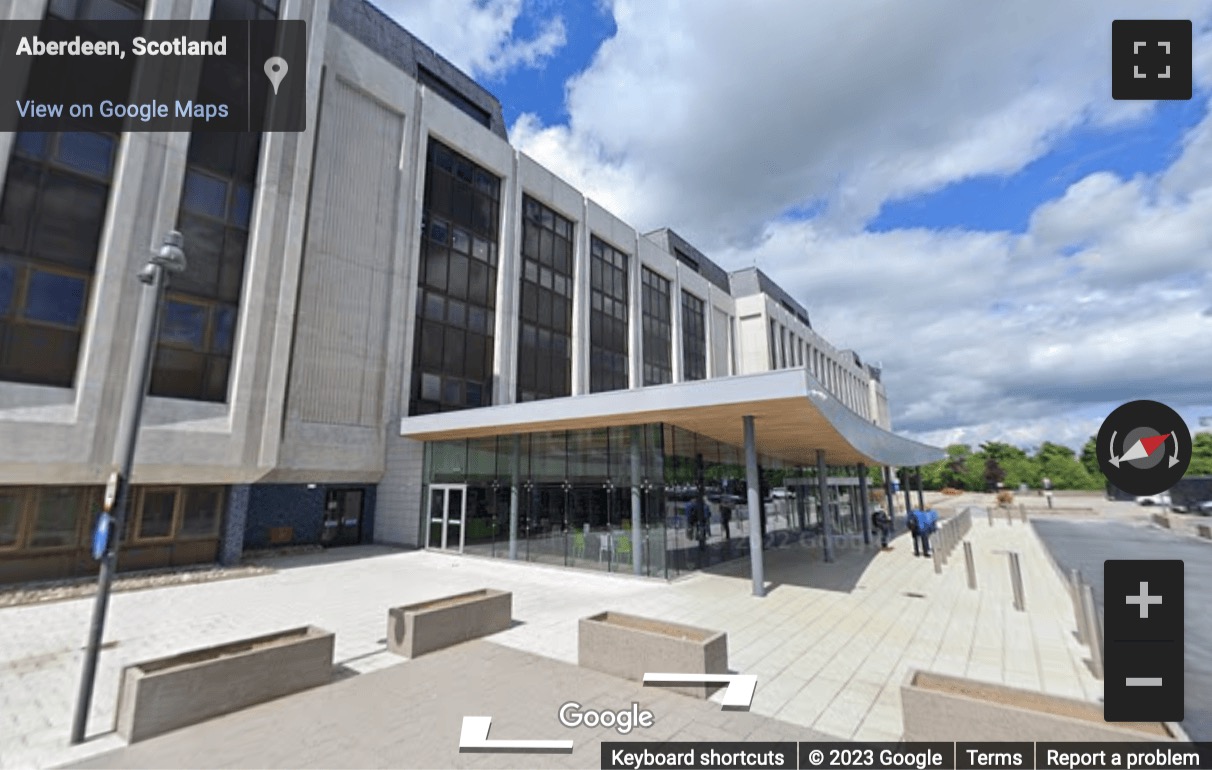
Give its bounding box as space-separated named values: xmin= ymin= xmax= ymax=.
xmin=872 ymin=507 xmax=892 ymax=549
xmin=720 ymin=501 xmax=733 ymax=540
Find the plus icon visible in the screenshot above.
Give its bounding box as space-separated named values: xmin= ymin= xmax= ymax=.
xmin=1112 ymin=20 xmax=1192 ymax=100
xmin=1126 ymin=581 xmax=1163 ymax=619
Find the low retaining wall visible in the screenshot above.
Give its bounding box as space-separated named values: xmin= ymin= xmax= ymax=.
xmin=579 ymin=611 xmax=726 ymax=698
xmin=117 ymin=625 xmax=334 ymax=743
xmin=901 ymin=670 xmax=1185 ymax=742
xmin=387 ymin=588 xmax=511 ymax=658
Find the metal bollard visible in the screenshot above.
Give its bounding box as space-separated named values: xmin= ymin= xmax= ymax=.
xmin=1005 ymin=506 xmax=1012 ymax=525
xmin=987 ymin=506 xmax=993 ymax=526
xmin=933 ymin=538 xmax=942 ymax=574
xmin=1079 ymin=582 xmax=1104 ymax=679
xmin=963 ymin=540 xmax=977 ymax=589
xmin=1019 ymin=503 xmax=1027 ymax=523
xmin=1008 ymin=552 xmax=1025 ymax=611
xmin=1068 ymin=568 xmax=1084 ymax=644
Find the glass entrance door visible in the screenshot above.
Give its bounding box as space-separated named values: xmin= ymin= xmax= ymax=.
xmin=426 ymin=484 xmax=467 ymax=552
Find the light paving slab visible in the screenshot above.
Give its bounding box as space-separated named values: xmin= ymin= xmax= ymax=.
xmin=0 ymin=493 xmax=1109 ymax=768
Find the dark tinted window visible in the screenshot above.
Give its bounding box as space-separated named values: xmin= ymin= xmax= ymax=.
xmin=641 ymin=267 xmax=671 ymax=386
xmin=517 ymin=196 xmax=574 ymax=402
xmin=589 ymin=236 xmax=629 ymax=393
xmin=681 ymin=290 xmax=706 ymax=381
xmin=410 ymin=140 xmax=501 ymax=415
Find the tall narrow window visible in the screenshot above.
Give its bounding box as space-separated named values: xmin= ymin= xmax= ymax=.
xmin=681 ymin=290 xmax=706 ymax=382
xmin=641 ymin=267 xmax=672 ymax=386
xmin=517 ymin=196 xmax=573 ymax=402
xmin=588 ymin=235 xmax=628 ymax=393
xmin=410 ymin=140 xmax=501 ymax=414
xmin=769 ymin=319 xmax=778 ymax=369
xmin=149 ymin=0 xmax=278 ymax=402
xmin=0 ymin=0 xmax=146 ymax=387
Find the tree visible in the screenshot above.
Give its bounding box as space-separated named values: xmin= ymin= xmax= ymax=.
xmin=1189 ymin=433 xmax=1212 ymax=476
xmin=1035 ymin=441 xmax=1099 ymax=490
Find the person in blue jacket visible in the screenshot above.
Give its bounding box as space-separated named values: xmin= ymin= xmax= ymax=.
xmin=907 ymin=509 xmax=935 ymax=557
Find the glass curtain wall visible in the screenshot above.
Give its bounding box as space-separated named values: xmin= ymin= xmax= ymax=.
xmin=423 ymin=424 xmax=847 ymax=579
xmin=517 ymin=196 xmax=574 ymax=401
xmin=640 ymin=267 xmax=672 ymax=386
xmin=588 ymin=236 xmax=629 ymax=393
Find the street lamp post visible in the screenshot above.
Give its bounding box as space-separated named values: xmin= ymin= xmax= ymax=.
xmin=70 ymin=231 xmax=186 ymax=745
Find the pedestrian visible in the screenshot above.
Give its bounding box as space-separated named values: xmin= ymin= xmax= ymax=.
xmin=1042 ymin=476 xmax=1053 ymax=509
xmin=872 ymin=507 xmax=891 ymax=549
xmin=720 ymin=500 xmax=732 ymax=541
xmin=907 ymin=509 xmax=933 ymax=557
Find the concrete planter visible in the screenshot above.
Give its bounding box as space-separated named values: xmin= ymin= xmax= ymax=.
xmin=387 ymin=588 xmax=511 ymax=658
xmin=578 ymin=611 xmax=727 ymax=698
xmin=116 ymin=625 xmax=334 ymax=743
xmin=901 ymin=670 xmax=1186 ymax=742
xmin=1152 ymin=512 xmax=1171 ymax=529
xmin=1198 ymin=524 xmax=1211 ymax=540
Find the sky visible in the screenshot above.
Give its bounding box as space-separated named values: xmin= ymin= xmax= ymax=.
xmin=377 ymin=0 xmax=1212 ymax=453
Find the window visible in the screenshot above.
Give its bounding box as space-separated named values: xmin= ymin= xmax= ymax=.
xmin=517 ymin=196 xmax=573 ymax=402
xmin=410 ymin=140 xmax=501 ymax=415
xmin=147 ymin=0 xmax=276 ymax=402
xmin=138 ymin=489 xmax=177 ymax=539
xmin=641 ymin=267 xmax=672 ymax=386
xmin=0 ymin=0 xmax=146 ymax=387
xmin=0 ymin=489 xmax=21 ymax=548
xmin=417 ymin=65 xmax=492 ymax=129
xmin=681 ymin=290 xmax=706 ymax=381
xmin=28 ymin=487 xmax=89 ymax=548
xmin=179 ymin=486 xmax=225 ymax=537
xmin=673 ymin=248 xmax=699 ymax=273
xmin=589 ymin=235 xmax=629 ymax=393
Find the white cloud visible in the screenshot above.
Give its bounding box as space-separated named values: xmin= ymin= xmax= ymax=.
xmin=505 ymin=1 xmax=1212 ymax=450
xmin=375 ymin=0 xmax=566 ymax=79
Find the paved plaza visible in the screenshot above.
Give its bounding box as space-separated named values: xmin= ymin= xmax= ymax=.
xmin=0 ymin=493 xmax=1108 ymax=769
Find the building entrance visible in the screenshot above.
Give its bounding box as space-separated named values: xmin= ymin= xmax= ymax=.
xmin=425 ymin=484 xmax=467 ymax=552
xmin=321 ymin=489 xmax=365 ymax=547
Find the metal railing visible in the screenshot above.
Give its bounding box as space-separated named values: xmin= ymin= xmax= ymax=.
xmin=930 ymin=507 xmax=972 ymax=575
xmin=1008 ymin=551 xmax=1025 ymax=611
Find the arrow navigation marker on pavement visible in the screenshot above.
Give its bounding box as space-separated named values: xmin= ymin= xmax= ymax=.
xmin=642 ymin=673 xmax=758 ymax=710
xmin=458 ymin=716 xmax=574 ymax=753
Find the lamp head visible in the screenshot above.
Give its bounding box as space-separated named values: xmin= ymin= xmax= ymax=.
xmin=151 ymin=230 xmax=187 ymax=273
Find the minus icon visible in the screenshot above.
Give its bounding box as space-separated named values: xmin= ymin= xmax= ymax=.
xmin=1126 ymin=677 xmax=1163 ymax=686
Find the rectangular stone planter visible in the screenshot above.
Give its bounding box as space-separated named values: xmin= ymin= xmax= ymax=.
xmin=1198 ymin=524 xmax=1211 ymax=540
xmin=578 ymin=611 xmax=727 ymax=698
xmin=387 ymin=588 xmax=511 ymax=658
xmin=116 ymin=625 xmax=334 ymax=743
xmin=1152 ymin=512 xmax=1171 ymax=528
xmin=901 ymin=670 xmax=1186 ymax=742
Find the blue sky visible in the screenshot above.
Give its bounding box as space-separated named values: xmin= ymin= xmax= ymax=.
xmin=386 ymin=1 xmax=1212 ymax=450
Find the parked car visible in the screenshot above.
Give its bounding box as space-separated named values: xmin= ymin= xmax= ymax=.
xmin=1193 ymin=500 xmax=1212 ymax=516
xmin=1136 ymin=492 xmax=1171 ymax=506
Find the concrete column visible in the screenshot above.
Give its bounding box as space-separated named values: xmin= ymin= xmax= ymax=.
xmin=883 ymin=465 xmax=896 ymax=519
xmin=916 ymin=468 xmax=926 ymax=511
xmin=630 ymin=426 xmax=643 ymax=576
xmin=570 ymin=198 xmax=591 ymax=395
xmin=858 ymin=464 xmax=871 ymax=545
xmin=902 ymin=468 xmax=913 ymax=520
xmin=796 ymin=481 xmax=807 ymax=530
xmin=743 ymin=416 xmax=765 ymax=597
xmin=219 ymin=484 xmax=251 ymax=565
xmin=817 ymin=450 xmax=834 ymax=562
xmin=628 ymin=233 xmax=642 ymax=389
xmin=508 ymin=435 xmax=521 ymax=560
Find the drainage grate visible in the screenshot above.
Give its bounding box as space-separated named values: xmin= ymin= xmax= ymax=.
xmin=903 ymin=591 xmax=928 ymax=599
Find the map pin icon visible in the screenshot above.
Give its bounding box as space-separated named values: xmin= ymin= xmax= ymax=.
xmin=264 ymin=56 xmax=288 ymax=95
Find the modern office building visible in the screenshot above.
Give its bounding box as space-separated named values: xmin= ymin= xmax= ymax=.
xmin=0 ymin=0 xmax=941 ymax=585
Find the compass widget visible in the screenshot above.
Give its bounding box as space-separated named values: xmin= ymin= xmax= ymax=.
xmin=1096 ymin=400 xmax=1191 ymax=496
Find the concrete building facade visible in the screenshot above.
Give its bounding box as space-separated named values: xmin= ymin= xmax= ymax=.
xmin=0 ymin=0 xmax=911 ymax=585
